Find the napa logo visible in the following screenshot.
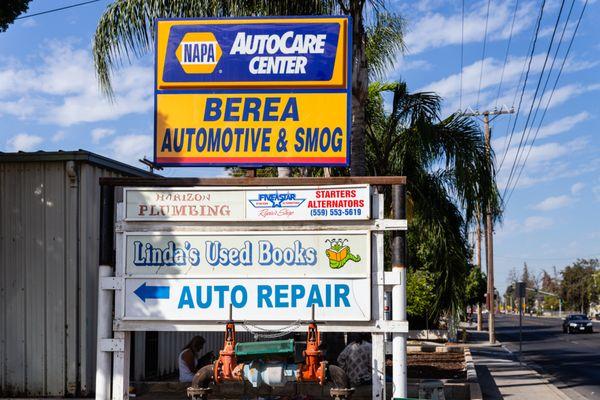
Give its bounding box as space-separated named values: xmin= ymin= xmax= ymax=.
xmin=175 ymin=32 xmax=222 ymax=74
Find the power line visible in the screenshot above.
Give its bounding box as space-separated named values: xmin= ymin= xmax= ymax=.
xmin=502 ymin=0 xmax=566 ymax=199
xmin=15 ymin=0 xmax=101 ymax=20
xmin=460 ymin=0 xmax=465 ymax=110
xmin=497 ymin=0 xmax=546 ymax=171
xmin=495 ymin=0 xmax=520 ymax=108
xmin=504 ymin=0 xmax=587 ymax=207
xmin=475 ymin=0 xmax=492 ymax=109
xmin=498 ymin=16 xmax=537 ymax=170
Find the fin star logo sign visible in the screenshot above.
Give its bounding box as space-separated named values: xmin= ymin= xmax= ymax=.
xmin=175 ymin=32 xmax=222 ymax=74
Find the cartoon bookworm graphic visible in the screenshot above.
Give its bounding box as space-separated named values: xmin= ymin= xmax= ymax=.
xmin=325 ymin=239 xmax=361 ymax=269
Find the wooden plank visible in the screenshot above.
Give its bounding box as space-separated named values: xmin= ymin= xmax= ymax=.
xmin=100 ymin=176 xmax=406 ymax=187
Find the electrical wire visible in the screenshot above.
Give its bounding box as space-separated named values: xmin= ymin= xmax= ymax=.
xmin=460 ymin=0 xmax=465 ymax=111
xmin=503 ymin=0 xmax=587 ymax=207
xmin=495 ymin=0 xmax=520 ymax=108
xmin=497 ymin=21 xmax=537 ymax=171
xmin=502 ymin=0 xmax=566 ymax=198
xmin=475 ymin=0 xmax=492 ymax=110
xmin=497 ymin=0 xmax=546 ymax=172
xmin=15 ymin=0 xmax=101 ymax=20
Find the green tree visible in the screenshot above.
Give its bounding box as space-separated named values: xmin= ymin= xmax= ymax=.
xmin=92 ymin=0 xmax=405 ymax=176
xmin=406 ymin=269 xmax=436 ymax=320
xmin=465 ymin=266 xmax=487 ymax=308
xmin=561 ymin=258 xmax=599 ymax=313
xmin=0 ymin=0 xmax=32 ymax=31
xmin=364 ymin=81 xmax=501 ymax=318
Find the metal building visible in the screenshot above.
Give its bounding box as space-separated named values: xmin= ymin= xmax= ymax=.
xmin=0 ymin=151 xmax=153 ymax=397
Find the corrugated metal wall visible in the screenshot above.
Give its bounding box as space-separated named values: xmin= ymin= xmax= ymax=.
xmin=0 ymin=160 xmax=256 ymax=395
xmin=0 ymin=161 xmax=121 ymax=397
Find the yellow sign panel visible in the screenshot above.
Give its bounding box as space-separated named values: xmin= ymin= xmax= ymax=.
xmin=155 ymin=92 xmax=348 ymax=166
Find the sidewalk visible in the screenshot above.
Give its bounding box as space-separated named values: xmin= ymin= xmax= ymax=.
xmin=471 ymin=345 xmax=575 ymax=400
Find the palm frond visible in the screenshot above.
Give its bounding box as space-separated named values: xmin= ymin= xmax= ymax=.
xmin=365 ymin=12 xmax=406 ymax=79
xmin=93 ymin=0 xmax=338 ymax=97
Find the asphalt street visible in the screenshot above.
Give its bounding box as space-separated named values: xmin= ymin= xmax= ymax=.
xmin=484 ymin=313 xmax=600 ymax=400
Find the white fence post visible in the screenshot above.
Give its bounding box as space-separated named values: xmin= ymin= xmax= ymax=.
xmin=95 ymin=265 xmax=114 ymax=400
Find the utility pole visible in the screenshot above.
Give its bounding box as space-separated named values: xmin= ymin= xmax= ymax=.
xmin=463 ymin=107 xmax=514 ymax=344
xmin=476 ymin=214 xmax=483 ymax=332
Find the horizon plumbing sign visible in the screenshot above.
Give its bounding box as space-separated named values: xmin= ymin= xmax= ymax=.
xmin=122 ymin=231 xmax=371 ymax=321
xmin=124 ymin=185 xmax=370 ymax=221
xmin=154 ymin=17 xmax=351 ymax=167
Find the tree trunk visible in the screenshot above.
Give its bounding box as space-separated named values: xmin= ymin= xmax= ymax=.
xmin=350 ymin=2 xmax=367 ymax=176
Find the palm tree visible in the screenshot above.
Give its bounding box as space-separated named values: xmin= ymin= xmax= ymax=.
xmin=365 ymin=81 xmax=502 ymax=318
xmin=92 ymin=0 xmax=405 ymax=176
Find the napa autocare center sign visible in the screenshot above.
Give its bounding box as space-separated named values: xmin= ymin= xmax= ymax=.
xmin=123 ymin=231 xmax=370 ymax=321
xmin=154 ymin=17 xmax=350 ymax=166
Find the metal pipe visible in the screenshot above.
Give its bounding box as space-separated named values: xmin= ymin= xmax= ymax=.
xmin=95 ymin=265 xmax=113 ymax=400
xmin=99 ymin=185 xmax=114 ymax=266
xmin=392 ymin=184 xmax=407 ymax=398
xmin=191 ymin=364 xmax=214 ymax=388
xmin=96 ymin=185 xmax=114 ymax=400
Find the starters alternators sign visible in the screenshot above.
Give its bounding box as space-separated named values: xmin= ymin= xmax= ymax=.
xmin=154 ymin=17 xmax=350 ymax=167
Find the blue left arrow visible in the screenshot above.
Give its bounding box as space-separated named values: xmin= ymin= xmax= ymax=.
xmin=134 ymin=282 xmax=170 ymax=302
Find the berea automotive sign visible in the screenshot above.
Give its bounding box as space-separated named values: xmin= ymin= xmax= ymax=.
xmin=153 ymin=17 xmax=351 ymax=167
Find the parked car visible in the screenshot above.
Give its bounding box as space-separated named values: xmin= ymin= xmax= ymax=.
xmin=562 ymin=314 xmax=594 ymax=333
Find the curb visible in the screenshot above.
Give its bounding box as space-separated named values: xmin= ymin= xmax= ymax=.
xmin=463 ymin=347 xmax=483 ymax=400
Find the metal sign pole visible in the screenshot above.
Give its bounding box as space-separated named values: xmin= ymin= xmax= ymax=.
xmin=96 ymin=185 xmax=114 ymax=400
xmin=392 ymin=184 xmax=408 ymax=398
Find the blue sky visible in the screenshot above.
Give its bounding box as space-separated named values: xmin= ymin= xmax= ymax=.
xmin=0 ymin=0 xmax=598 ymax=292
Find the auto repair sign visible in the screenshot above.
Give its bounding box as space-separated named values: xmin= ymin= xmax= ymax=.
xmin=122 ymin=231 xmax=371 ymax=321
xmin=154 ymin=17 xmax=350 ymax=167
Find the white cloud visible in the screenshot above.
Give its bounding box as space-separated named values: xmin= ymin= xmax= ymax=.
xmin=492 ymin=111 xmax=591 ymax=150
xmin=498 ymin=137 xmax=588 ymax=177
xmin=404 ymin=0 xmax=536 ymax=54
xmin=0 ymin=40 xmax=153 ymax=126
xmin=496 ymin=215 xmax=554 ymax=236
xmin=532 ymin=195 xmax=573 ymax=211
xmin=523 ymin=216 xmax=554 ymax=232
xmin=51 ymin=131 xmax=66 ymax=142
xmin=109 ymin=134 xmax=153 ymax=164
xmin=570 ymin=182 xmax=585 ymax=194
xmin=21 ymin=18 xmax=37 ymax=28
xmin=6 ymin=133 xmax=44 ymax=151
xmin=91 ymin=128 xmax=116 ymax=144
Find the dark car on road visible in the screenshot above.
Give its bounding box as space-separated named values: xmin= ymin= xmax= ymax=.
xmin=563 ymin=314 xmax=594 ymax=333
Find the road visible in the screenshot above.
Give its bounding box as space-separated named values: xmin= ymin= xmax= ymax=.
xmin=485 ymin=313 xmax=600 ymax=400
